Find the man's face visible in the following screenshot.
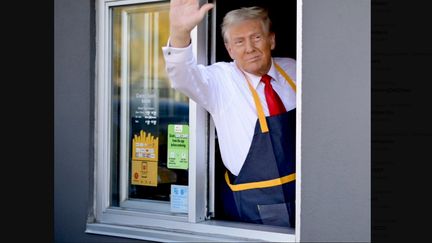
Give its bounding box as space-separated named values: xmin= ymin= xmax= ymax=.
xmin=225 ymin=19 xmax=275 ymax=76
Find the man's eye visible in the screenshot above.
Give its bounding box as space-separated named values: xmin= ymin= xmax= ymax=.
xmin=254 ymin=35 xmax=262 ymax=41
xmin=234 ymin=40 xmax=243 ymax=45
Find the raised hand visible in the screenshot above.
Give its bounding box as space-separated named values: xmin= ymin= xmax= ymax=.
xmin=169 ymin=0 xmax=214 ymax=47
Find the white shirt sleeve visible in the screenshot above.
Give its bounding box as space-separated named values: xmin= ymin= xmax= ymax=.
xmin=162 ymin=43 xmax=219 ymax=113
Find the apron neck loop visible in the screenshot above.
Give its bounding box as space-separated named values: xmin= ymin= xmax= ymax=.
xmin=237 ymin=61 xmax=297 ymax=134
xmin=238 ymin=68 xmax=269 ymax=133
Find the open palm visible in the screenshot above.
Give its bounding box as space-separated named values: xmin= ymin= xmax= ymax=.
xmin=170 ymin=0 xmax=214 ymax=34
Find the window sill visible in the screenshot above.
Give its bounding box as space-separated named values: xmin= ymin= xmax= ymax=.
xmin=86 ymin=219 xmax=295 ymax=242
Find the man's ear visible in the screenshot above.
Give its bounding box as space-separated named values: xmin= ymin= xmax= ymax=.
xmin=225 ymin=42 xmax=236 ymax=60
xmin=270 ymin=32 xmax=276 ymax=50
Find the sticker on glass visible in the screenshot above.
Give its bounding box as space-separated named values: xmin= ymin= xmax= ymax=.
xmin=170 ymin=184 xmax=188 ymax=213
xmin=131 ymin=130 xmax=159 ymax=186
xmin=167 ymin=124 xmax=189 ymax=170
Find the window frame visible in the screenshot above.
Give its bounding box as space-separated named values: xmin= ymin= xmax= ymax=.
xmin=87 ymin=0 xmax=301 ymax=241
xmin=113 ymin=0 xmax=193 ymax=216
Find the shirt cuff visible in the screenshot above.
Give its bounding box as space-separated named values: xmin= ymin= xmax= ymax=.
xmin=162 ymin=38 xmax=194 ymax=63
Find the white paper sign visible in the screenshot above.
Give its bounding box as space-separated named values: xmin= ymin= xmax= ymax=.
xmin=170 ymin=185 xmax=188 ymax=213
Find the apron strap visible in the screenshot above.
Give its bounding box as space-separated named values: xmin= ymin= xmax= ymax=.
xmin=240 ymin=61 xmax=297 ymax=133
xmin=225 ymin=171 xmax=296 ymax=191
xmin=274 ymin=62 xmax=297 ymax=93
xmin=242 ymin=72 xmax=270 ymax=133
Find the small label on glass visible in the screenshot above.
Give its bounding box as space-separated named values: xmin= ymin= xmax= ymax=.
xmin=171 ymin=184 xmax=188 ymax=213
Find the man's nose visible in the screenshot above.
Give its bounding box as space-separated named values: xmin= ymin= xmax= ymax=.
xmin=244 ymin=39 xmax=255 ymax=53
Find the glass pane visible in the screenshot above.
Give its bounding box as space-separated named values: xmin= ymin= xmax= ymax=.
xmin=111 ymin=2 xmax=189 ymax=207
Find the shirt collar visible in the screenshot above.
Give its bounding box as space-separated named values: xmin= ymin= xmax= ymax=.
xmin=242 ymin=59 xmax=278 ymax=89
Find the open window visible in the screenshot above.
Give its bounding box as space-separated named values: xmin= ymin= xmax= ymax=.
xmin=208 ymin=0 xmax=297 ymax=223
xmin=87 ymin=0 xmax=299 ymax=241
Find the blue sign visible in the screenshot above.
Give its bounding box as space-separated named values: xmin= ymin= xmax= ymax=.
xmin=170 ymin=185 xmax=188 ymax=213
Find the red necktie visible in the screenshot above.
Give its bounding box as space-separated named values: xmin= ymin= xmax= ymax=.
xmin=261 ymin=74 xmax=286 ymax=116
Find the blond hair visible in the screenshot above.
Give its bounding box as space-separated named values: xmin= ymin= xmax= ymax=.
xmin=221 ymin=6 xmax=272 ymax=43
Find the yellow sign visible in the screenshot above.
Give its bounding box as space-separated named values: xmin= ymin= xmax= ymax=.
xmin=131 ymin=130 xmax=159 ymax=186
xmin=132 ymin=130 xmax=159 ymax=161
xmin=131 ymin=160 xmax=158 ymax=187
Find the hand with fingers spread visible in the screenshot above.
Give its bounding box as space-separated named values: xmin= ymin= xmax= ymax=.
xmin=169 ymin=0 xmax=214 ymax=47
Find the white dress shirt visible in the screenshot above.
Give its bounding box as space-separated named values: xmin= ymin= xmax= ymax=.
xmin=162 ymin=44 xmax=296 ymax=176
